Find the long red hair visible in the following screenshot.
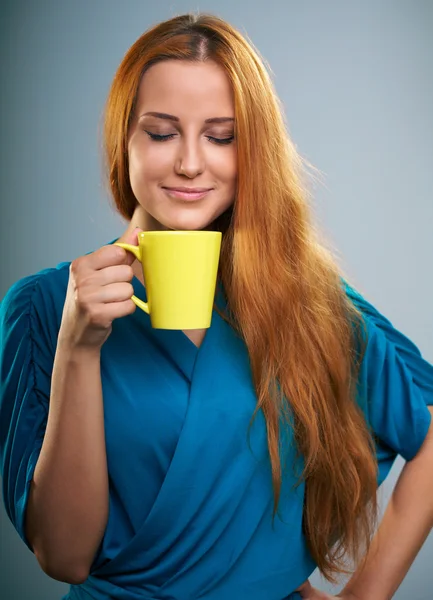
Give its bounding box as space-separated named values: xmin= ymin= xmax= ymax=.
xmin=103 ymin=13 xmax=378 ymax=583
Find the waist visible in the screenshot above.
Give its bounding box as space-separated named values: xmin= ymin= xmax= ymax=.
xmin=64 ymin=585 xmax=303 ymax=600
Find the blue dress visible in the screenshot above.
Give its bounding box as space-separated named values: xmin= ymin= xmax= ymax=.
xmin=0 ymin=244 xmax=432 ymax=600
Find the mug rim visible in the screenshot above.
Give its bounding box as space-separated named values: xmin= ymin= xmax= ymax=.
xmin=138 ymin=230 xmax=221 ymax=237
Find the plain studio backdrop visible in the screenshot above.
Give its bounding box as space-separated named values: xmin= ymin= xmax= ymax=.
xmin=0 ymin=1 xmax=432 ymax=599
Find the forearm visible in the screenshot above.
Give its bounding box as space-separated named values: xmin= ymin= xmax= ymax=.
xmin=25 ymin=342 xmax=109 ymax=583
xmin=342 ymin=410 xmax=433 ymax=600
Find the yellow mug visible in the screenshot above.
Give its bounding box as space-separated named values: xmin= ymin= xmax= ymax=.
xmin=115 ymin=231 xmax=222 ymax=330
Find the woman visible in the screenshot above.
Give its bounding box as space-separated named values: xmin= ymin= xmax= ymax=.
xmin=0 ymin=13 xmax=432 ymax=600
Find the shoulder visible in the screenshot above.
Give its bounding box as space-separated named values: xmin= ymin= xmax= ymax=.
xmin=1 ymin=261 xmax=70 ymax=317
xmin=342 ymin=277 xmax=433 ymax=417
xmin=343 ymin=279 xmax=391 ymax=331
xmin=342 ymin=279 xmax=428 ymax=365
xmin=0 ymin=262 xmax=71 ymax=354
xmin=0 ymin=237 xmax=117 ymax=349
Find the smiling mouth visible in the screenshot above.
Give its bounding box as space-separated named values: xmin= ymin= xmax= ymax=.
xmin=162 ymin=188 xmax=213 ymax=201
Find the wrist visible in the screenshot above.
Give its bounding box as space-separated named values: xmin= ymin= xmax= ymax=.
xmin=56 ymin=335 xmax=102 ymax=363
xmin=339 ymin=587 xmax=385 ymax=600
xmin=339 ymin=592 xmax=364 ymax=600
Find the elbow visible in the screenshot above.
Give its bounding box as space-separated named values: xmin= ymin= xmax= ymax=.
xmin=42 ymin=562 xmax=89 ymax=585
xmin=26 ymin=519 xmax=94 ymax=584
xmin=35 ymin=550 xmax=90 ymax=584
xmin=56 ymin=568 xmax=89 ymax=586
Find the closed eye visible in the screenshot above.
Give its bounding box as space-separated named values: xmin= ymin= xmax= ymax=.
xmin=209 ymin=136 xmax=235 ymax=145
xmin=145 ymin=132 xmax=176 ymax=142
xmin=144 ymin=131 xmax=234 ymax=145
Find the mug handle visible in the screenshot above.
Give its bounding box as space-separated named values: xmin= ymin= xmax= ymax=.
xmin=114 ymin=242 xmax=150 ymax=315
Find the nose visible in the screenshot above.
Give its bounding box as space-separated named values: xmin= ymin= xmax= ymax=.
xmin=175 ymin=136 xmax=205 ymax=178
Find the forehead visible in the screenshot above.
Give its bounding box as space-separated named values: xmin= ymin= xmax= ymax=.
xmin=135 ymin=60 xmax=234 ymax=118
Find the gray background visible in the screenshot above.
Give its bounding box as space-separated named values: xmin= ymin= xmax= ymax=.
xmin=0 ymin=0 xmax=432 ymax=598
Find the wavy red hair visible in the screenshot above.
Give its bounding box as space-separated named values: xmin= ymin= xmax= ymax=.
xmin=103 ymin=13 xmax=378 ymax=583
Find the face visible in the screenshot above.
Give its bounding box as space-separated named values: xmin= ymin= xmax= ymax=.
xmin=127 ymin=60 xmax=237 ymax=231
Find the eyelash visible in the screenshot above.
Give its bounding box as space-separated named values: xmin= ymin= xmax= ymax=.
xmin=144 ymin=131 xmax=235 ymax=145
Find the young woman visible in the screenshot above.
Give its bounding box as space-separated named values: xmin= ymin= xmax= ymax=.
xmin=1 ymin=13 xmax=432 ymax=600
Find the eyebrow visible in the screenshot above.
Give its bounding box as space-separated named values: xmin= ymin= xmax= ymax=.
xmin=140 ymin=111 xmax=234 ymax=124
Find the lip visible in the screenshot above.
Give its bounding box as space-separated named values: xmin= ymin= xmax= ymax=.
xmin=162 ymin=187 xmax=213 ymax=201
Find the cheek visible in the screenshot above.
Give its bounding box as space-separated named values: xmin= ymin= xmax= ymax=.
xmin=129 ymin=143 xmax=174 ymax=183
xmin=210 ymin=147 xmax=237 ymax=184
xmin=224 ymin=153 xmax=237 ymax=189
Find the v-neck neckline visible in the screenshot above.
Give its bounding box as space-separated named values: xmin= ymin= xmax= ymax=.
xmin=131 ymin=275 xmax=209 ymax=351
xmin=107 ymin=237 xmax=226 ymax=376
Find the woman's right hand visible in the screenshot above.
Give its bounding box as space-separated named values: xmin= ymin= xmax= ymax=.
xmin=58 ymin=227 xmax=142 ymax=351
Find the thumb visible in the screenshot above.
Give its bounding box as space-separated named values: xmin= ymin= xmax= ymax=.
xmin=126 ymin=225 xmax=144 ymax=244
xmin=295 ymin=580 xmax=313 ymax=598
xmin=121 ymin=226 xmax=144 ymax=266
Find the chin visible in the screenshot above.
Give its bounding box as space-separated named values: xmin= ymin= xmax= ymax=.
xmin=159 ymin=213 xmax=216 ymax=232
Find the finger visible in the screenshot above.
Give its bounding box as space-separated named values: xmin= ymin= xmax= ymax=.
xmin=85 ymin=244 xmax=133 ymax=271
xmin=95 ymin=264 xmax=134 ymax=286
xmin=121 ymin=247 xmax=138 ymax=267
xmin=113 ymin=298 xmax=136 ymax=318
xmin=85 ymin=282 xmax=135 ymax=304
xmin=101 ymin=282 xmax=135 ymax=303
xmin=124 ymin=226 xmax=143 ymax=245
xmin=295 ymin=580 xmax=313 ymax=598
xmin=114 ymin=226 xmax=144 ymax=267
xmin=101 ymin=298 xmax=137 ymax=320
xmin=295 ymin=580 xmax=312 ymax=592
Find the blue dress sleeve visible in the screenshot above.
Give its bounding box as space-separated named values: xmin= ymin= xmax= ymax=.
xmin=345 ymin=283 xmax=433 ymax=485
xmin=0 ymin=274 xmax=55 ymax=550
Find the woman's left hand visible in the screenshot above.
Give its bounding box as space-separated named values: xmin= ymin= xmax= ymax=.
xmin=295 ymin=579 xmax=360 ymax=599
